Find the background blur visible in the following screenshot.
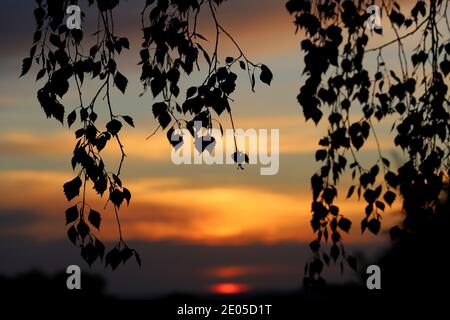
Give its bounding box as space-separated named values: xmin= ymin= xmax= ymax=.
xmin=0 ymin=0 xmax=413 ymax=298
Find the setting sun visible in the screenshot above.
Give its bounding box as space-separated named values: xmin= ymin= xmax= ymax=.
xmin=209 ymin=283 xmax=251 ymax=295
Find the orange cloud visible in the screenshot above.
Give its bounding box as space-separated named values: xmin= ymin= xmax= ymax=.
xmin=0 ymin=113 xmax=397 ymax=165
xmin=0 ymin=169 xmax=401 ymax=244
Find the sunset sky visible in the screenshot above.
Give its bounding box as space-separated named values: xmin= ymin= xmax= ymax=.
xmin=0 ymin=0 xmax=424 ymax=297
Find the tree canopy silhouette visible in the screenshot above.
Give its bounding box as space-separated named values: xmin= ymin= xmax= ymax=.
xmin=22 ymin=0 xmax=271 ymax=269
xmin=22 ymin=0 xmax=449 ymax=288
xmin=286 ymin=0 xmax=449 ymax=286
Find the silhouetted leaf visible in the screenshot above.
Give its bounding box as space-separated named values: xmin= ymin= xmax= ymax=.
xmin=106 ymin=119 xmax=122 ymax=136
xmin=202 ymin=49 xmax=211 ymax=66
xmin=49 ymin=34 xmax=62 ymax=48
xmin=367 ymin=218 xmax=381 ymax=235
xmin=338 ymin=217 xmax=352 ymax=233
xmin=134 ymin=250 xmax=142 ymax=267
xmin=63 ymin=176 xmax=82 ymax=201
xmin=440 ymin=60 xmax=450 ymax=76
xmin=384 ymin=191 xmax=396 ymax=206
xmin=330 ymin=244 xmax=340 ymax=261
xmin=81 ymin=243 xmax=98 ymax=266
xmin=310 ymin=258 xmax=323 ymax=275
xmin=110 ymin=174 xmax=121 ymax=188
xmin=77 ymin=219 xmax=90 ymax=240
xmin=347 ymin=185 xmax=355 ymax=199
xmin=322 ymin=187 xmax=337 ymax=205
xmin=385 ymin=171 xmax=398 ymax=188
xmin=67 ymin=110 xmax=77 ymax=128
xmin=309 ymin=240 xmax=320 ymax=252
xmin=88 ymin=209 xmax=101 ymax=229
xmin=363 ymin=189 xmax=376 ymax=204
xmin=260 ymin=64 xmax=273 ymax=85
xmin=329 ymin=205 xmax=339 ymax=216
xmin=95 ymin=239 xmax=105 ymax=260
xmin=331 ymin=231 xmax=340 ymax=243
xmin=445 ymin=43 xmax=450 ymax=55
xmin=121 ymin=247 xmax=133 ymax=263
xmin=20 ymin=57 xmax=32 ymax=77
xmin=110 ymin=189 xmax=124 ymax=208
xmin=121 ymin=115 xmax=135 ymax=127
xmin=186 ymin=86 xmax=197 ymax=99
xmin=94 ymin=174 xmax=108 ymax=196
xmin=122 ymin=187 xmax=131 ymax=206
xmin=158 ymin=111 xmax=172 ymax=129
xmin=311 ymin=174 xmax=323 ymax=200
xmin=105 ymin=248 xmax=121 ymax=270
xmin=67 ymin=225 xmax=78 ymax=245
xmin=347 ymin=256 xmax=357 ymax=271
xmin=65 ymin=205 xmax=79 ymax=225
xmin=152 ymin=102 xmax=167 ymax=118
xmin=36 ymin=68 xmax=46 ymax=81
xmin=315 ymin=149 xmax=327 ymax=161
xmin=119 ymin=37 xmax=130 ymax=50
xmin=114 ymin=72 xmax=128 ymax=94
xmin=375 ymin=200 xmax=385 ymax=211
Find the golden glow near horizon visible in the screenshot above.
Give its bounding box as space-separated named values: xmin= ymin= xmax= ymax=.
xmin=0 ymin=169 xmax=400 ymax=244
xmin=0 ymin=0 xmax=411 ymax=249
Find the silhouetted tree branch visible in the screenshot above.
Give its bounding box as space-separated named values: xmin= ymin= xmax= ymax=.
xmin=287 ymin=0 xmax=450 ymax=286
xmin=22 ymin=0 xmax=272 ymax=268
xmin=22 ymin=0 xmax=449 ymax=286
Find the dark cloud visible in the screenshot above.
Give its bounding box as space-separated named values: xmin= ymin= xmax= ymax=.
xmin=0 ymin=235 xmax=385 ymax=298
xmin=0 ymin=208 xmax=41 ymax=229
xmin=0 ymin=1 xmax=36 ymax=58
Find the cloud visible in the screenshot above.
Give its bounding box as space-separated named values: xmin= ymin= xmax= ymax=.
xmin=0 ymin=169 xmax=305 ymax=243
xmin=0 ymin=96 xmax=34 ymax=109
xmin=0 ymin=206 xmax=62 ymax=239
xmin=0 ymin=236 xmax=385 ymax=297
xmin=0 ymin=208 xmax=40 ymax=229
xmin=0 ymin=114 xmax=396 ymax=166
xmin=0 ymin=169 xmax=401 ymax=245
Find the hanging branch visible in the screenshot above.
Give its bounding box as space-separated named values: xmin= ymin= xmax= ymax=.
xmin=22 ymin=0 xmax=272 ymax=268
xmin=23 ymin=0 xmax=139 ymax=269
xmin=287 ymin=0 xmax=450 ymax=286
xmin=139 ymin=0 xmax=273 ymax=168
